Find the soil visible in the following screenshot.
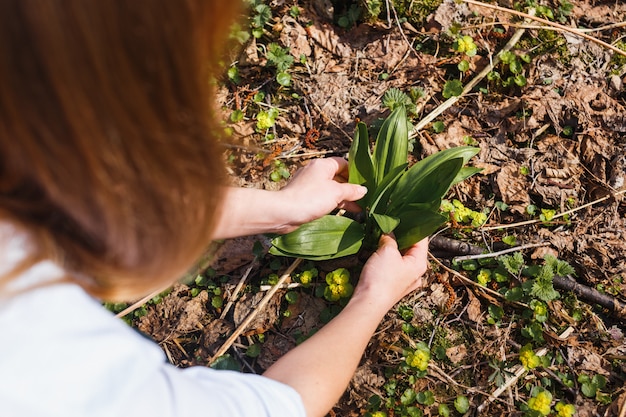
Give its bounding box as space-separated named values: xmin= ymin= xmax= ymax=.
xmin=122 ymin=1 xmax=626 ymax=416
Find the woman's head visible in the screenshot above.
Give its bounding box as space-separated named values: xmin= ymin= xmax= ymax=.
xmin=0 ymin=0 xmax=240 ymax=300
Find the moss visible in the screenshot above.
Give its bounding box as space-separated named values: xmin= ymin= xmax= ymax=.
xmin=361 ymin=0 xmax=443 ymax=27
xmin=609 ymin=41 xmax=626 ymax=75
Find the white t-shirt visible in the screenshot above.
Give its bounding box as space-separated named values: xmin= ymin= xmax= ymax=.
xmin=0 ymin=224 xmax=305 ymax=417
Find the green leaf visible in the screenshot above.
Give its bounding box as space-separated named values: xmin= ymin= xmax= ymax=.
xmin=348 ymin=122 xmax=375 ymax=191
xmin=432 ymin=120 xmax=445 ymax=133
xmin=454 ymin=395 xmax=470 ymax=413
xmin=276 ymin=71 xmax=292 ymax=86
xmin=581 ymin=382 xmax=597 ymax=398
xmin=452 ymin=166 xmax=483 ymax=186
xmin=372 ymin=106 xmax=408 ymax=186
xmin=367 ymin=163 xmax=407 ymax=213
xmin=388 ymin=157 xmax=463 ymax=213
xmin=389 ymin=146 xmax=478 ymax=212
xmin=394 ymin=209 xmax=447 ymax=250
xmin=442 ymin=79 xmax=463 ymax=98
xmin=270 ymin=215 xmax=364 ymax=260
xmin=371 ymin=213 xmax=400 ymax=234
xmin=210 ymin=354 xmax=241 ymax=371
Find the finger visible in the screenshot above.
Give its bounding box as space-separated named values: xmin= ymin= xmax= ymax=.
xmin=327 ymin=156 xmax=349 ymax=174
xmin=336 ymin=183 xmax=367 ymax=204
xmin=377 ymin=233 xmax=399 ymax=252
xmin=402 ymin=238 xmax=429 ymax=263
xmin=337 ymin=200 xmax=363 ymax=213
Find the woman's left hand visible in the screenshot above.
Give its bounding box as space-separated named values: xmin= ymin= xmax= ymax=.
xmin=277 ymin=157 xmax=367 ymax=233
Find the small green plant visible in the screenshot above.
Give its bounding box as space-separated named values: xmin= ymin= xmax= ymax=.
xmin=270 ymin=160 xmax=290 ymax=182
xmin=519 ymin=344 xmax=541 ymax=370
xmin=554 ymin=402 xmax=575 ymax=417
xmin=406 ymin=342 xmax=431 ymax=373
xmin=488 ymin=50 xmax=530 ymax=89
xmin=249 ymin=0 xmax=272 ymax=38
xmin=337 ymin=4 xmax=362 ymax=28
xmin=270 ymin=105 xmax=480 ymax=260
xmin=441 ymin=199 xmax=487 ymax=228
xmin=256 ymin=108 xmax=279 ymax=131
xmin=453 ymin=35 xmax=477 ymax=57
xmin=442 ymin=79 xmax=463 ymax=98
xmin=323 ymin=268 xmax=354 ymax=301
xmin=526 ymin=387 xmax=552 ymax=416
xmin=454 ymin=395 xmax=470 ymax=413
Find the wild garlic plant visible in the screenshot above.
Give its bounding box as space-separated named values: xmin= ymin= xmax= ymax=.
xmin=270 ymin=105 xmax=480 ymax=260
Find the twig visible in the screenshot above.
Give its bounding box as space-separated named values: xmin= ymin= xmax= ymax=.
xmin=428 ymin=253 xmax=527 ymax=308
xmin=477 ymin=327 xmax=575 ymax=413
xmin=115 ymin=285 xmax=169 ymax=318
xmin=434 ymin=237 xmax=626 ymax=319
xmin=259 ymin=282 xmax=302 ymax=291
xmin=461 ymin=0 xmax=626 ymax=58
xmin=276 ymin=149 xmax=342 ymax=159
xmin=480 ymin=189 xmax=626 ymax=232
xmin=220 ymin=261 xmax=257 ymax=320
xmin=208 ymin=257 xmax=303 ymax=364
xmin=463 ymin=20 xmax=626 ymax=34
xmin=410 ymin=16 xmax=530 ymax=137
xmin=452 ymin=242 xmax=547 ymax=262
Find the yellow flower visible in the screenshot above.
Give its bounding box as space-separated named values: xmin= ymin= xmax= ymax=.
xmin=555 ymin=402 xmax=575 ymax=417
xmin=519 ymin=344 xmax=541 ymax=370
xmin=476 ymin=269 xmax=492 ymax=286
xmin=324 ymin=268 xmax=353 ymax=301
xmin=371 ymin=412 xmax=387 ymax=417
xmin=528 ymin=390 xmax=552 ymax=416
xmin=326 ymin=268 xmax=350 ymax=285
xmin=297 ymin=268 xmax=317 ymax=287
xmin=406 ymin=344 xmax=431 ymax=371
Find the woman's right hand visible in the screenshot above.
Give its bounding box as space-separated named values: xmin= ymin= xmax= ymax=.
xmin=352 ymin=235 xmax=429 ymax=311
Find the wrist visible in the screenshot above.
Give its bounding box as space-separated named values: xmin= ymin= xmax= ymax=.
xmin=347 ymin=286 xmax=396 ymax=319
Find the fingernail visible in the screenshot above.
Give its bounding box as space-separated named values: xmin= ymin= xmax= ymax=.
xmin=357 ymin=185 xmax=368 ymax=195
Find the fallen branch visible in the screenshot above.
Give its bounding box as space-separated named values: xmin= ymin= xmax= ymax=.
xmin=208 ymin=257 xmax=303 ymax=364
xmin=480 ymin=189 xmax=626 ymax=232
xmin=462 ymin=0 xmax=626 ymax=58
xmin=410 ymin=17 xmax=530 ymax=136
xmin=554 ymin=275 xmax=626 ymax=320
xmin=452 ymin=242 xmax=548 ymax=262
xmin=430 ymin=235 xmax=484 ymax=256
xmin=431 ymin=237 xmax=626 ymax=320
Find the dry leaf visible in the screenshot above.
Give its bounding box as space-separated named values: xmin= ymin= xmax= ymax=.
xmin=466 ymin=288 xmax=483 ymax=323
xmin=446 ymin=344 xmax=467 ymax=364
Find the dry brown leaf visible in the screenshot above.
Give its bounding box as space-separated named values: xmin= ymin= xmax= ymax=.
xmin=446 ymin=344 xmax=467 ymax=364
xmin=351 ymin=363 xmax=385 ymax=390
xmin=495 ymin=162 xmax=531 ymax=214
xmin=279 ymin=16 xmax=312 ymax=58
xmin=306 ymin=21 xmax=351 ymax=58
xmin=466 ymin=288 xmax=483 ymax=323
xmin=233 ymin=291 xmax=283 ymax=336
xmin=567 ymin=346 xmax=611 ymax=376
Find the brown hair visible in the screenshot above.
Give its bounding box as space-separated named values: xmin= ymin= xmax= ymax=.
xmin=0 ymin=0 xmax=241 ymax=300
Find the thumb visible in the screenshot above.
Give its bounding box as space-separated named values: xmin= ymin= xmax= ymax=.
xmin=377 ymin=233 xmax=399 ymax=252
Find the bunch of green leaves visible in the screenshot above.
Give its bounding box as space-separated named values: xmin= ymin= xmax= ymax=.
xmin=270 ymin=105 xmax=480 ymax=260
xmin=488 ymin=50 xmax=531 ymax=88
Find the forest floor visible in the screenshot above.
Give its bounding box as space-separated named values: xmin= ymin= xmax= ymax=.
xmin=112 ymin=1 xmax=626 ymax=416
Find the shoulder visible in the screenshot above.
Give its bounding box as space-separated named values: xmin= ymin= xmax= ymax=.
xmin=0 ymin=272 xmax=304 ymax=417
